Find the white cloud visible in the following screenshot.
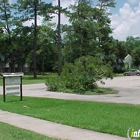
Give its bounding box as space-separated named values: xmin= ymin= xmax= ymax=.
xmin=119 ymin=3 xmax=133 ymax=19
xmin=22 ymin=0 xmax=75 ymax=27
xmin=23 ymin=16 xmax=43 ymax=26
xmin=110 ymin=2 xmax=140 ymax=41
xmin=23 ymin=20 xmax=33 ymax=27
xmin=9 ymin=0 xmax=12 ymax=4
xmin=22 ymin=0 xmax=140 ymax=41
xmin=51 ymin=0 xmax=140 ymax=41
xmin=52 ymin=0 xmax=75 ymax=8
xmin=51 ymin=0 xmax=75 ymax=25
xmin=10 ymin=0 xmax=16 ymax=4
xmin=128 ymin=0 xmax=139 ymax=5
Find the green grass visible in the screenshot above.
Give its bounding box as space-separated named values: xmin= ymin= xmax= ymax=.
xmin=0 ymin=121 xmax=58 ymax=140
xmin=0 ymin=74 xmax=53 ymax=86
xmin=22 ymin=75 xmax=46 ymax=85
xmin=0 ymin=76 xmax=3 ymax=85
xmin=113 ymin=73 xmax=124 ymax=77
xmin=0 ymin=73 xmax=59 ymax=86
xmin=60 ymin=87 xmax=117 ymax=95
xmin=86 ymin=88 xmax=118 ymax=94
xmin=0 ymin=95 xmax=140 ymax=138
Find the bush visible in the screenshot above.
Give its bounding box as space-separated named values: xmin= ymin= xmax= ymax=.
xmin=61 ymin=55 xmax=113 ymax=93
xmin=46 ymin=55 xmax=113 ymax=94
xmin=45 ymin=75 xmax=65 ymax=91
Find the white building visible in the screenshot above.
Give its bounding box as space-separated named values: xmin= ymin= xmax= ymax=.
xmin=123 ymin=54 xmax=132 ymax=69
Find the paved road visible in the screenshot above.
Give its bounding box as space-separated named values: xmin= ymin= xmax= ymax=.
xmin=0 ymin=76 xmax=140 ymax=104
xmin=22 ymin=76 xmax=140 ymax=105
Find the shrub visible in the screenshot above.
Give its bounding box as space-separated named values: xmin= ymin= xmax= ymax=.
xmin=61 ymin=55 xmax=113 ymax=93
xmin=46 ymin=55 xmax=113 ymax=94
xmin=45 ymin=75 xmax=65 ymax=91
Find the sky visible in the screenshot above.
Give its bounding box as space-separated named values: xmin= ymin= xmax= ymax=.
xmin=110 ymin=0 xmax=140 ymax=41
xmin=10 ymin=0 xmax=140 ymax=41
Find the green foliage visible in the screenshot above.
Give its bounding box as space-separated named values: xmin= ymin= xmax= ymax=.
xmin=124 ymin=62 xmax=129 ymax=70
xmin=3 ymin=0 xmax=138 ymax=75
xmin=62 ymin=55 xmax=113 ymax=93
xmin=62 ymin=1 xmax=100 ymax=63
xmin=37 ymin=24 xmax=57 ymax=72
xmin=46 ymin=55 xmax=113 ymax=94
xmin=62 ymin=0 xmax=116 ymax=69
xmin=0 ymin=0 xmax=118 ymax=75
xmin=45 ymin=75 xmax=65 ymax=91
xmin=132 ymin=46 xmax=140 ymax=66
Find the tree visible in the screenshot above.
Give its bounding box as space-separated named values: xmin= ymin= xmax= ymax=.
xmin=132 ymin=47 xmax=140 ymax=67
xmin=17 ymin=0 xmax=41 ymax=78
xmin=62 ymin=0 xmax=99 ymax=64
xmin=114 ymin=40 xmax=128 ymax=71
xmin=96 ymin=0 xmax=116 ymax=65
xmin=126 ymin=36 xmax=140 ymax=54
xmin=126 ymin=37 xmax=140 ymax=67
xmin=57 ymin=0 xmax=61 ymax=76
xmin=16 ymin=0 xmax=52 ymax=78
xmin=0 ymin=29 xmax=6 ymax=72
xmin=97 ymin=0 xmax=115 ymax=9
xmin=37 ymin=22 xmax=57 ymax=74
xmin=0 ymin=0 xmax=16 ymax=72
xmin=12 ymin=26 xmax=34 ymax=72
xmin=125 ymin=36 xmax=140 ymax=67
xmin=46 ymin=55 xmax=113 ymax=94
xmin=62 ymin=0 xmax=115 ymax=65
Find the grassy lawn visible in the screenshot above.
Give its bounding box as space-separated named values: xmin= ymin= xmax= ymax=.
xmin=113 ymin=73 xmax=124 ymax=77
xmin=0 ymin=95 xmax=140 ymax=138
xmin=0 ymin=73 xmax=59 ymax=86
xmin=22 ymin=75 xmax=46 ymax=85
xmin=60 ymin=87 xmax=117 ymax=95
xmin=0 ymin=121 xmax=58 ymax=140
xmin=85 ymin=88 xmax=118 ymax=94
xmin=0 ymin=74 xmax=49 ymax=86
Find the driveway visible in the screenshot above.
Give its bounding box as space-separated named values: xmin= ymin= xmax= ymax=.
xmin=99 ymin=76 xmax=140 ymax=104
xmin=0 ymin=76 xmax=140 ymax=105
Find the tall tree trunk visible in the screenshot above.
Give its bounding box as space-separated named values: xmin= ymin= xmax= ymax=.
xmin=57 ymin=0 xmax=61 ymax=76
xmin=42 ymin=45 xmax=44 ymax=76
xmin=9 ymin=52 xmax=14 ymax=72
xmin=33 ymin=3 xmax=37 ymax=78
xmin=4 ymin=1 xmax=14 ymax=72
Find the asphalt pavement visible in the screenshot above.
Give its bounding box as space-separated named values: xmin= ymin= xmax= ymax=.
xmin=1 ymin=76 xmax=138 ymax=105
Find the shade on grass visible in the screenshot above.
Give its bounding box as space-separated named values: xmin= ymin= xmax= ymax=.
xmin=0 ymin=95 xmax=140 ymax=138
